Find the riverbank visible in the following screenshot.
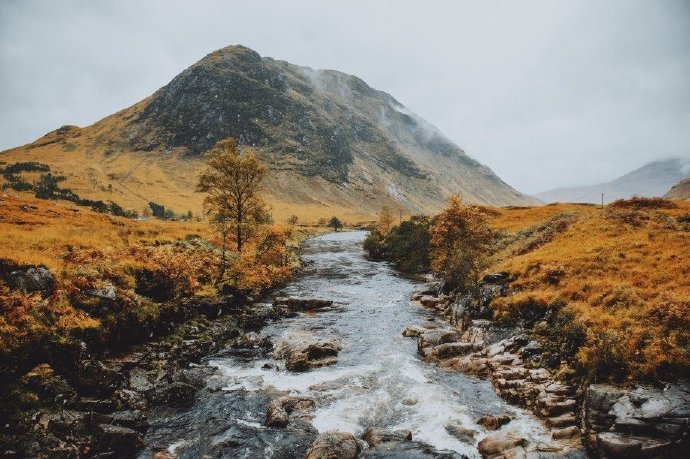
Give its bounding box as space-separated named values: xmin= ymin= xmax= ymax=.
xmin=405 ymin=278 xmax=689 ymax=458
xmin=0 ymin=194 xmax=330 ymax=457
xmin=139 ymin=231 xmax=561 ymax=458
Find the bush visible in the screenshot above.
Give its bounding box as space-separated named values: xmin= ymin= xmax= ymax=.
xmin=363 ymin=216 xmax=431 ymax=274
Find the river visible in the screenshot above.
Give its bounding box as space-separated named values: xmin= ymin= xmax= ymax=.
xmin=142 ymin=231 xmax=554 ymax=458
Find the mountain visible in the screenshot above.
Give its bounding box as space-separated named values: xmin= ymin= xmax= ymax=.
xmin=536 ymin=158 xmax=690 ymax=204
xmin=0 ymin=45 xmax=537 ymax=221
xmin=664 ymin=178 xmax=690 ymax=200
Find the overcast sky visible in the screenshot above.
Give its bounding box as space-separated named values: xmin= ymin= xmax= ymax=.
xmin=1 ymin=0 xmax=689 ymax=193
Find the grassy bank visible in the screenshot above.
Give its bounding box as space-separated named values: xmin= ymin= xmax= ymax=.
xmin=365 ymin=198 xmax=690 ymax=383
xmin=0 ymin=193 xmax=325 ymax=384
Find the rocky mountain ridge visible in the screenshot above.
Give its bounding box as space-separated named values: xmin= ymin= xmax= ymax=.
xmin=1 ymin=45 xmax=537 ymax=219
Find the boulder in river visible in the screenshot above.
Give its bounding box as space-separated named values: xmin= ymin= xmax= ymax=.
xmin=445 ymin=425 xmax=476 ymax=443
xmin=362 ymin=439 xmax=466 ymax=458
xmin=362 ymin=428 xmax=412 ymax=447
xmin=265 ymin=395 xmax=314 ymax=427
xmin=273 ymin=297 xmax=334 ymax=312
xmin=274 ymin=335 xmax=341 ymax=371
xmin=477 ymin=433 xmax=525 ymax=457
xmin=477 ymin=414 xmax=512 ymax=431
xmin=305 ymin=431 xmax=360 ymax=459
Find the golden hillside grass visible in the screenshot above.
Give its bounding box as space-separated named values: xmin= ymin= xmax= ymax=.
xmin=485 ymin=200 xmax=690 ymax=381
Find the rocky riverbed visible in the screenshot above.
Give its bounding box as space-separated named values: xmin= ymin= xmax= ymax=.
xmin=406 ymin=275 xmax=689 ymax=458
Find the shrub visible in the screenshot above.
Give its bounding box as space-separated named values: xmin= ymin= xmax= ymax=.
xmin=429 ymin=196 xmax=494 ymax=294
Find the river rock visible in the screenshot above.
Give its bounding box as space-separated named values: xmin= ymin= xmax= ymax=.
xmin=274 ymin=335 xmax=341 ymax=372
xmin=362 ymin=440 xmax=466 ymax=458
xmin=403 ymin=325 xmax=433 ymax=337
xmin=94 ymin=423 xmax=144 ymax=457
xmin=445 ymin=425 xmax=476 ymax=443
xmin=148 ymin=381 xmax=197 ymax=406
xmin=420 ymin=295 xmax=441 ymax=308
xmin=265 ymin=395 xmax=314 ymax=427
xmin=273 ymin=297 xmax=334 ymax=312
xmin=477 ymin=415 xmax=512 ymax=430
xmin=430 ymin=342 xmax=475 ymax=359
xmin=305 ymin=431 xmax=361 ymax=459
xmin=362 ymin=428 xmax=412 ymax=447
xmin=418 ymin=330 xmax=461 ymax=357
xmin=477 ymin=433 xmax=525 ymax=457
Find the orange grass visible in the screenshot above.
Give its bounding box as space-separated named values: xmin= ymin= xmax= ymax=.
xmin=486 ymin=200 xmax=690 ymax=381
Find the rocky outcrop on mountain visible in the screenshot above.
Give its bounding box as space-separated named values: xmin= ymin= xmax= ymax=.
xmin=1 ymin=45 xmax=537 ymax=218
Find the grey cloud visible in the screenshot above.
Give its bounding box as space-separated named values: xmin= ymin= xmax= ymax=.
xmin=1 ymin=0 xmax=688 ymax=193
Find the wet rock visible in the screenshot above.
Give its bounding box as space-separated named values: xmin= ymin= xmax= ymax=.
xmin=418 ymin=329 xmax=461 ymax=355
xmin=419 ymin=295 xmax=441 ymax=308
xmin=148 ymin=381 xmax=197 ymax=406
xmin=552 ymin=426 xmax=580 ymax=440
xmin=274 ymin=335 xmax=341 ymax=371
xmin=265 ymin=395 xmax=314 ymax=427
xmin=305 ymin=431 xmax=360 ymax=459
xmin=477 ymin=415 xmax=512 ymax=430
xmin=546 ymin=413 xmax=576 ymax=428
xmin=361 ymin=440 xmax=466 ymax=458
xmin=403 ymin=325 xmax=432 ymax=337
xmin=445 ymin=425 xmax=476 ymax=443
xmin=477 ymin=433 xmax=525 ymax=457
xmin=273 ymin=297 xmax=334 ymax=312
xmin=362 ymin=428 xmax=412 ymax=447
xmin=233 ymin=331 xmax=272 ymax=350
xmin=94 ymin=423 xmax=144 ymax=457
xmin=430 ymin=342 xmax=475 ymax=359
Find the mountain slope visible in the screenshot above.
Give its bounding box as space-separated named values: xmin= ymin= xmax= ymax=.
xmin=536 ymin=158 xmax=690 ymax=204
xmin=1 ymin=45 xmax=538 ymax=221
xmin=664 ymin=178 xmax=690 ymax=200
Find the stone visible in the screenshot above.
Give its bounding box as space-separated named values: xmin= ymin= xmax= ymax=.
xmin=546 ymin=413 xmax=576 ymax=428
xmin=361 ymin=440 xmax=465 ymax=458
xmin=7 ymin=266 xmax=55 ymax=295
xmin=85 ymin=282 xmax=116 ymax=300
xmin=274 ymin=335 xmax=341 ymax=371
xmin=597 ymin=432 xmax=643 ymax=457
xmin=445 ymin=425 xmax=476 ymax=443
xmin=478 ymin=433 xmax=526 ymax=457
xmin=420 ymin=295 xmax=440 ymax=308
xmin=94 ymin=423 xmax=144 ymax=456
xmin=430 ymin=342 xmax=474 ymax=359
xmin=403 ymin=326 xmax=432 ymax=337
xmin=362 ymin=428 xmax=412 ymax=447
xmin=148 ymin=382 xmax=197 ymax=406
xmin=265 ymin=395 xmax=314 ymax=427
xmin=552 ymin=426 xmax=580 ymax=440
xmin=477 ymin=415 xmax=512 ymax=430
xmin=305 ymin=431 xmax=361 ymax=459
xmin=273 ymin=297 xmax=334 ymax=312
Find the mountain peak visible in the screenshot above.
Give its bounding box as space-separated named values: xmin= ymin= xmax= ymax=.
xmin=2 ymin=44 xmax=538 ymax=219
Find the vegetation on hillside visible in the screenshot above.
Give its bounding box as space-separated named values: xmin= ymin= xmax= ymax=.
xmin=0 ymin=139 xmax=311 ymax=385
xmin=365 ymin=197 xmax=690 ymax=383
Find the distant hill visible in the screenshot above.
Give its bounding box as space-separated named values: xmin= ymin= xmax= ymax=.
xmin=536 ymin=158 xmax=690 ymax=204
xmin=0 ymin=45 xmax=537 ymax=222
xmin=665 ymin=178 xmax=690 ymax=200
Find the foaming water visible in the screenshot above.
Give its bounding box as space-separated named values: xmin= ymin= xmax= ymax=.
xmin=145 ymin=231 xmax=555 ymax=458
